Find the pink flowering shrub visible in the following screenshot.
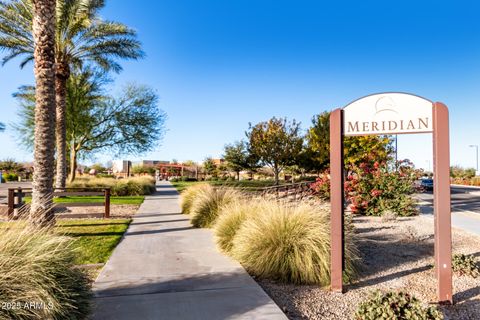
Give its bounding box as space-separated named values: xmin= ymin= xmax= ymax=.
xmin=310 ymin=171 xmax=331 ymax=200
xmin=345 ymin=160 xmax=421 ymax=216
xmin=311 ymin=160 xmax=421 ymax=216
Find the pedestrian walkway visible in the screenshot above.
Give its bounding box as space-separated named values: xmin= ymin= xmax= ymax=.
xmin=92 ymin=181 xmax=287 ymax=320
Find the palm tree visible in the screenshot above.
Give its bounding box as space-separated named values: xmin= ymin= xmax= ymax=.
xmin=0 ymin=0 xmax=143 ymax=189
xmin=13 ymin=66 xmax=109 ymax=182
xmin=30 ymin=0 xmax=57 ymax=222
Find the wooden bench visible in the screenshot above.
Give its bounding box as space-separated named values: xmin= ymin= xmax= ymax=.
xmin=7 ymin=187 xmax=111 ymax=219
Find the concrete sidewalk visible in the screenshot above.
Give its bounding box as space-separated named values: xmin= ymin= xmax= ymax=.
xmin=92 ymin=181 xmax=287 ymax=320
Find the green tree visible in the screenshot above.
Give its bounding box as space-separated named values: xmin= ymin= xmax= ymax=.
xmin=246 ymin=117 xmax=303 ymax=184
xmin=305 ymin=112 xmax=330 ymax=172
xmin=183 ymin=160 xmax=197 ymax=167
xmin=13 ymin=68 xmax=166 ymax=182
xmin=0 ymin=0 xmax=143 ymax=189
xmin=0 ymin=158 xmax=23 ymax=172
xmin=306 ymin=111 xmax=393 ymax=171
xmin=132 ymin=164 xmax=155 ymax=175
xmin=450 ymin=165 xmax=476 ymax=179
xmin=223 ymin=140 xmax=250 ymax=180
xmin=203 ymin=157 xmax=217 ymax=178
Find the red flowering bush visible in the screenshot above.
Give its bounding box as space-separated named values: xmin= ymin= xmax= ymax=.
xmin=310 ymin=171 xmax=331 ymax=200
xmin=345 ymin=160 xmax=421 ymax=216
xmin=311 ymin=160 xmax=421 ymax=216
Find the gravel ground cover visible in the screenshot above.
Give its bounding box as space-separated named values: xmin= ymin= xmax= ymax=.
xmin=55 ymin=204 xmax=140 ymax=218
xmin=258 ymin=215 xmax=480 ymax=320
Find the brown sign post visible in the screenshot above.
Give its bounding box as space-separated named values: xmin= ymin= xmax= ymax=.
xmin=330 ymin=93 xmax=452 ymax=304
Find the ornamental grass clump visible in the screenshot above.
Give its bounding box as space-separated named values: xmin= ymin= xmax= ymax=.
xmin=355 ymin=290 xmax=443 ymax=320
xmin=180 ymin=183 xmax=211 ymax=214
xmin=190 ymin=187 xmax=241 ymax=228
xmin=231 ymin=201 xmax=359 ymax=285
xmin=0 ymin=213 xmax=92 ymax=319
xmin=214 ymin=198 xmax=266 ymax=253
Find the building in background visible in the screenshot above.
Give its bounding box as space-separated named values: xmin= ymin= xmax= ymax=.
xmin=112 ymin=160 xmax=132 ymax=178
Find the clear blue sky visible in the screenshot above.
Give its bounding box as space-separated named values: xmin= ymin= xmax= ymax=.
xmin=1 ymin=0 xmax=480 ymax=169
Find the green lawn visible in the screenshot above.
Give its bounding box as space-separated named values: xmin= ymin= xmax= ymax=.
xmin=55 ymin=219 xmax=131 ymax=265
xmin=25 ymin=196 xmax=144 ymax=205
xmin=171 ymin=180 xmax=283 ymax=193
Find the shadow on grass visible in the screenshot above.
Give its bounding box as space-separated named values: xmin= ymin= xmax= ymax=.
xmin=56 ymin=221 xmax=130 ymax=228
xmin=65 ymin=231 xmax=127 ymax=237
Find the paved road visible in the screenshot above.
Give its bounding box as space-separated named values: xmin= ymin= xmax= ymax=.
xmin=416 ymin=185 xmax=480 ymax=235
xmin=92 ymin=181 xmax=287 ymax=320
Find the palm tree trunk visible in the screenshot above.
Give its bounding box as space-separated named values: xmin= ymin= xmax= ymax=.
xmin=68 ymin=145 xmax=77 ymax=183
xmin=55 ymin=64 xmax=69 ymax=190
xmin=31 ymin=0 xmax=56 ymax=223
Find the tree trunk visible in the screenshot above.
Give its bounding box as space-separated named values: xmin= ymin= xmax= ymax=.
xmin=68 ymin=145 xmax=77 ymax=183
xmin=274 ymin=165 xmax=280 ymax=185
xmin=31 ymin=0 xmax=56 ymax=223
xmin=237 ymin=171 xmax=240 ymax=181
xmin=55 ymin=63 xmax=69 ymax=190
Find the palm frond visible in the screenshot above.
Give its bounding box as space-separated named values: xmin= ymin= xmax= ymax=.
xmin=1 ymin=0 xmax=143 ymax=74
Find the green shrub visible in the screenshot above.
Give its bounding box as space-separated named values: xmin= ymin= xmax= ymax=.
xmin=3 ymin=173 xmax=19 ymax=182
xmin=231 ymin=201 xmax=359 ymax=285
xmin=452 ymin=253 xmax=479 ymax=278
xmin=355 ymin=291 xmax=443 ymax=320
xmin=0 ymin=220 xmax=92 ymax=319
xmin=96 ymin=173 xmax=115 ymax=179
xmin=213 ymin=198 xmax=265 ymax=253
xmin=131 ymin=165 xmax=156 ymax=175
xmin=190 ymin=187 xmax=240 ymax=228
xmin=180 ymin=184 xmax=211 ymax=214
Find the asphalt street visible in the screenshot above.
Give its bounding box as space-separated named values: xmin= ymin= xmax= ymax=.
xmin=416 ymin=185 xmax=480 ymax=235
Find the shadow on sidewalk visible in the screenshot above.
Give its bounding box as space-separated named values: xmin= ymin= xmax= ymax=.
xmin=93 ymin=272 xmax=284 ymax=320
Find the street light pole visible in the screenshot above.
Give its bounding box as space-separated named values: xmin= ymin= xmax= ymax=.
xmin=469 ymin=145 xmax=478 ymax=176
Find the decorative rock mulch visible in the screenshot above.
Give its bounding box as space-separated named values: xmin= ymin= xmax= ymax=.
xmin=257 ymin=215 xmax=480 ymax=320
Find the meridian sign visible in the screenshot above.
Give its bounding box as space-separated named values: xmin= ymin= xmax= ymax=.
xmin=343 ymin=93 xmax=433 ymax=136
xmin=329 ymin=92 xmax=453 ymax=304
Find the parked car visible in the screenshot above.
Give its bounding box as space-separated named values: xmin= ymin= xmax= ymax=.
xmin=420 ymin=178 xmax=434 ymax=191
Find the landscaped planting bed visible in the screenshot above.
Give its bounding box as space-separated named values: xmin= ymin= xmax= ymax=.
xmin=257 ymin=215 xmax=480 ymax=320
xmin=179 ymin=183 xmax=479 ymax=319
xmin=180 ymin=184 xmax=360 ymax=287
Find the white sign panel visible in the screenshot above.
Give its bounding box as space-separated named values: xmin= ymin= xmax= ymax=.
xmin=343 ymin=93 xmax=433 ymax=136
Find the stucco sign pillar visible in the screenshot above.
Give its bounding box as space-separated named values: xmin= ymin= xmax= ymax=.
xmin=329 ymin=92 xmax=452 ymax=304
